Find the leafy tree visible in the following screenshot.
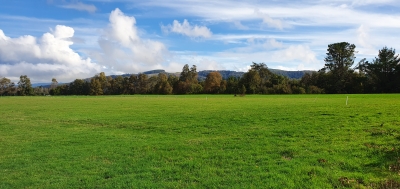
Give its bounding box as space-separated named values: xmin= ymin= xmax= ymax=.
xmin=126 ymin=75 xmax=136 ymax=94
xmin=109 ymin=76 xmax=124 ymax=95
xmin=240 ymin=69 xmax=261 ymax=94
xmin=96 ymin=72 xmax=110 ymax=94
xmin=321 ymin=42 xmax=357 ymax=93
xmin=225 ymin=76 xmax=239 ymax=94
xmin=219 ymin=80 xmax=227 ymax=94
xmin=70 ymin=79 xmax=86 ymax=95
xmin=18 ymin=75 xmax=33 ymax=96
xmin=300 ymin=72 xmax=325 ymax=94
xmin=291 ymin=86 xmax=306 ymax=94
xmin=168 ymin=75 xmax=179 ymax=94
xmin=239 ymin=84 xmax=246 ymax=95
xmin=8 ymin=82 xmax=17 ymax=96
xmin=34 ymin=86 xmax=47 ymax=96
xmin=90 ymin=78 xmax=103 ymax=95
xmin=177 ymin=64 xmax=200 ymax=94
xmin=148 ymin=75 xmax=158 ymax=94
xmin=137 ymin=73 xmax=149 ymax=94
xmin=204 ymin=72 xmax=223 ymax=93
xmin=50 ymin=78 xmax=58 ymax=90
xmin=154 ymin=73 xmax=173 ymax=94
xmin=324 ymin=42 xmax=356 ymax=73
xmin=359 ymin=47 xmax=400 ymax=93
xmin=0 ymin=77 xmax=11 ymax=96
xmin=250 ymin=62 xmax=273 ymax=88
xmin=271 ymin=84 xmax=292 ymax=94
xmin=179 ymin=64 xmax=191 ymax=82
xmin=179 ymin=64 xmax=198 ymax=83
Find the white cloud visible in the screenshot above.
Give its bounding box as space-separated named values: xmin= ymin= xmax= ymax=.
xmin=4 ymin=0 xmax=400 ymax=76
xmin=264 ymin=39 xmax=283 ymax=49
xmin=89 ymin=8 xmax=169 ymax=74
xmin=60 ymin=2 xmax=97 ymax=13
xmin=357 ymin=24 xmax=376 ymax=54
xmin=0 ymin=25 xmax=101 ymax=83
xmin=230 ymin=38 xmax=284 ymax=53
xmin=350 ymin=0 xmax=396 ymax=6
xmin=233 ymin=21 xmax=249 ymax=30
xmin=162 ymin=19 xmax=212 ymax=38
xmin=254 ymin=9 xmax=285 ymax=30
xmin=210 ymin=43 xmax=319 ymax=71
xmin=274 ymin=45 xmax=317 ymax=63
xmin=128 ymin=0 xmax=400 ymax=29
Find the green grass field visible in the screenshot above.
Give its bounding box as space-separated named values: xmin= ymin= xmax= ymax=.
xmin=1 ymin=95 xmax=399 ymax=188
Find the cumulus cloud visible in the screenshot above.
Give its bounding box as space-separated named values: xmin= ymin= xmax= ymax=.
xmin=357 ymin=24 xmax=376 ymax=55
xmin=162 ymin=19 xmax=212 ymax=38
xmin=275 ymin=45 xmax=317 ymax=63
xmin=89 ymin=8 xmax=169 ymax=74
xmin=0 ymin=25 xmax=101 ymax=82
xmin=60 ymin=2 xmax=97 ymax=13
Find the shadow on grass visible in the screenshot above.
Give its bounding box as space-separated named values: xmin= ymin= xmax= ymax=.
xmin=361 ymin=126 xmax=400 ymax=188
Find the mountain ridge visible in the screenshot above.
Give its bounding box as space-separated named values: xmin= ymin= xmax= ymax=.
xmin=33 ymin=69 xmax=316 ymax=87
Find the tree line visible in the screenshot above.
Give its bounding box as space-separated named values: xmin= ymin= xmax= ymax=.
xmin=1 ymin=42 xmax=399 ymax=96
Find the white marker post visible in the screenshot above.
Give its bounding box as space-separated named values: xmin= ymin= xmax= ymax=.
xmin=346 ymin=96 xmax=348 ymax=106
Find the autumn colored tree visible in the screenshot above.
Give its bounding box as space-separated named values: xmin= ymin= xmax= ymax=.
xmin=204 ymin=72 xmax=223 ymax=93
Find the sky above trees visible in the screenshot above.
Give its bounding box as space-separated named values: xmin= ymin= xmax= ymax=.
xmin=0 ymin=0 xmax=399 ymax=83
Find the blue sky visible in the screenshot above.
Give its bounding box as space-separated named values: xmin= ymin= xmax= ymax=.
xmin=1 ymin=0 xmax=400 ymax=83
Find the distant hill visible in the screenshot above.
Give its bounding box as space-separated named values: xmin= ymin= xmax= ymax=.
xmin=197 ymin=70 xmax=245 ymax=81
xmin=32 ymin=83 xmax=65 ymax=88
xmin=32 ymin=69 xmax=316 ymax=87
xmin=198 ymin=69 xmax=315 ymax=80
xmin=269 ymin=69 xmax=315 ymax=79
xmin=31 ymin=83 xmax=51 ymax=87
xmin=108 ymin=70 xmax=179 ymax=79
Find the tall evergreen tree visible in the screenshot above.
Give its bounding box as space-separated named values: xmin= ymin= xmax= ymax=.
xmin=359 ymin=47 xmax=400 ymax=93
xmin=321 ymin=42 xmax=357 ymax=93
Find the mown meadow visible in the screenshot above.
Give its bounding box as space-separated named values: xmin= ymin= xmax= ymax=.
xmin=0 ymin=94 xmax=399 ymax=188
